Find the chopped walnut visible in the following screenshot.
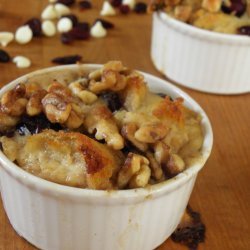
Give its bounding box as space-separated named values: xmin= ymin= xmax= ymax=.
xmin=103 ymin=60 xmax=125 ymax=72
xmin=85 ymin=103 xmax=124 ymax=150
xmin=64 ymin=110 xmax=83 ymax=129
xmin=26 ymin=89 xmax=47 ymax=116
xmin=165 ymin=153 xmax=185 ymax=177
xmin=42 ymin=93 xmax=72 ymax=123
xmin=153 ymin=141 xmax=170 ymax=165
xmin=25 ymin=83 xmax=43 ymax=98
xmin=89 ymin=69 xmax=127 ymax=93
xmin=69 ymin=81 xmax=98 ymax=104
xmin=48 ymin=82 xmax=72 ymax=102
xmin=88 ymin=61 xmax=128 ymax=94
xmin=134 ymin=122 xmax=169 ymax=143
xmin=0 ymin=84 xmax=27 ymax=116
xmin=117 ymin=153 xmax=150 ymax=189
xmin=121 ymin=123 xmax=148 ymax=152
xmin=129 ymin=164 xmax=151 ymax=188
xmin=88 ymin=69 xmax=102 ymax=81
xmin=146 ymin=152 xmax=164 ymax=180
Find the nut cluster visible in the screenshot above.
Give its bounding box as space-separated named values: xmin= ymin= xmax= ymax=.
xmin=0 ymin=61 xmax=203 ymax=189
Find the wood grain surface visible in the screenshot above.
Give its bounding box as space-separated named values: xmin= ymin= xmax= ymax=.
xmin=0 ymin=0 xmax=250 ymax=249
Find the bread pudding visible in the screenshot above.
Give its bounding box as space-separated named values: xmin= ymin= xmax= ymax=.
xmin=0 ymin=61 xmax=204 ymax=190
xmin=150 ymin=0 xmax=250 ymax=35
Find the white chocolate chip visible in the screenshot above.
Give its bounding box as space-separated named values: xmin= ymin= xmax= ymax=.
xmin=100 ymin=1 xmax=116 ymax=16
xmin=42 ymin=20 xmax=57 ymax=37
xmin=0 ymin=32 xmax=14 ymax=47
xmin=15 ymin=25 xmax=33 ymax=44
xmin=57 ymin=17 xmax=73 ymax=33
xmin=122 ymin=0 xmax=136 ymax=9
xmin=90 ymin=21 xmax=107 ymax=38
xmin=13 ymin=56 xmax=31 ymax=68
xmin=54 ymin=3 xmax=71 ymax=18
xmin=41 ymin=5 xmax=58 ymax=20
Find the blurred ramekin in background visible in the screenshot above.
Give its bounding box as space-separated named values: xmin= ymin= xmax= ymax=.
xmin=151 ymin=12 xmax=250 ymax=94
xmin=0 ymin=65 xmax=213 ymax=250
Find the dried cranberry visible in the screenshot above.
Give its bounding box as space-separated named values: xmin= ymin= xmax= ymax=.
xmin=5 ymin=129 xmax=16 ymax=138
xmin=94 ymin=19 xmax=114 ymax=29
xmin=76 ymin=22 xmax=90 ymax=31
xmin=110 ymin=0 xmax=122 ymax=7
xmin=61 ymin=14 xmax=78 ymax=27
xmin=134 ymin=2 xmax=147 ymax=14
xmin=61 ymin=32 xmax=74 ymax=44
xmin=221 ymin=0 xmax=246 ymax=17
xmin=52 ymin=55 xmax=82 ymax=64
xmin=100 ymin=91 xmax=122 ymax=112
xmin=171 ymin=206 xmax=206 ymax=250
xmin=237 ymin=25 xmax=250 ymax=36
xmin=120 ymin=5 xmax=130 ymax=14
xmin=16 ymin=114 xmax=62 ymax=136
xmin=68 ymin=23 xmax=90 ymax=40
xmin=0 ymin=49 xmax=10 ymax=63
xmin=57 ymin=0 xmax=75 ymax=6
xmin=79 ymin=0 xmax=92 ymax=9
xmin=25 ymin=18 xmax=42 ymax=37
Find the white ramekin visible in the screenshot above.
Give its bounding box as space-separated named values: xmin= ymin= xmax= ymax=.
xmin=0 ymin=65 xmax=213 ymax=250
xmin=151 ymin=12 xmax=250 ymax=94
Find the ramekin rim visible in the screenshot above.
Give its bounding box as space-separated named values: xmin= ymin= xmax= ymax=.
xmin=157 ymin=11 xmax=250 ymax=44
xmin=0 ymin=64 xmax=213 ymax=199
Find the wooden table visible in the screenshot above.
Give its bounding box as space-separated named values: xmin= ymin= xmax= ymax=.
xmin=0 ymin=0 xmax=249 ymax=249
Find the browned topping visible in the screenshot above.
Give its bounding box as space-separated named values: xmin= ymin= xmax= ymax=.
xmin=81 ymin=144 xmax=106 ymax=174
xmin=0 ymin=61 xmax=204 ymax=190
xmin=153 ymin=96 xmax=184 ymax=123
xmin=171 ymin=206 xmax=206 ymax=250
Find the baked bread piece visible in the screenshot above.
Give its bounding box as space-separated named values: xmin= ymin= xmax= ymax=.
xmin=0 ymin=61 xmax=204 ymax=190
xmin=0 ymin=130 xmax=122 ymax=190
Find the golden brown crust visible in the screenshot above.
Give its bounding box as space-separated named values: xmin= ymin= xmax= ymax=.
xmin=1 ymin=130 xmax=120 ymax=190
xmin=150 ymin=0 xmax=250 ymax=34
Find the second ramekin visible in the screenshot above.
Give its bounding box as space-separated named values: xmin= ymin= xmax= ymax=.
xmin=151 ymin=12 xmax=250 ymax=94
xmin=0 ymin=65 xmax=213 ymax=250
